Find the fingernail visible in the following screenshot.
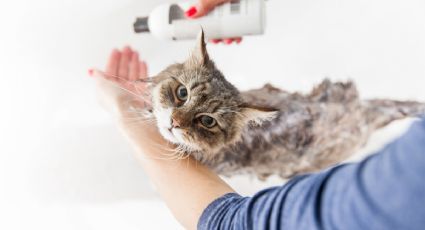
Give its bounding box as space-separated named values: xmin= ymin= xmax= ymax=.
xmin=224 ymin=39 xmax=233 ymax=45
xmin=235 ymin=38 xmax=242 ymax=44
xmin=210 ymin=39 xmax=221 ymax=44
xmin=88 ymin=68 xmax=94 ymax=76
xmin=185 ymin=6 xmax=197 ymax=18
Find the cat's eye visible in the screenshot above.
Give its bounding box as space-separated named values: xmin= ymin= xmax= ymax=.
xmin=200 ymin=115 xmax=216 ymax=128
xmin=176 ymin=85 xmax=188 ymax=101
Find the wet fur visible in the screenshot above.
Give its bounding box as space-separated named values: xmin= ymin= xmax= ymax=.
xmin=197 ymin=81 xmax=425 ymax=179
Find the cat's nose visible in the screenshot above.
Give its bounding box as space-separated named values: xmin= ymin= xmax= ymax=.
xmin=171 ymin=118 xmax=181 ymax=128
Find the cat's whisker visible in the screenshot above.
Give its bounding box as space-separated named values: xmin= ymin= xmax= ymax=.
xmin=123 ymin=108 xmax=153 ymax=115
xmin=112 ymin=84 xmax=151 ymax=104
xmin=140 ymin=154 xmax=185 ymax=161
xmin=134 ymin=143 xmax=184 ymax=161
xmin=165 ymin=145 xmax=189 ymax=161
xmin=173 ymin=144 xmax=196 ymax=161
xmin=176 ymin=150 xmax=190 ymax=161
xmin=159 ymin=148 xmax=182 ymax=156
xmin=120 ymin=113 xmax=155 ymax=121
xmin=121 ymin=119 xmax=157 ymax=126
xmin=141 ymin=143 xmax=182 ymax=160
xmin=119 ymin=112 xmax=155 ymax=120
xmin=157 ymin=152 xmax=186 ymax=161
xmin=119 ymin=113 xmax=152 ymax=120
xmin=94 ymin=69 xmax=153 ymax=84
xmin=120 ymin=109 xmax=152 ymax=116
xmin=120 ymin=117 xmax=156 ymax=124
xmin=94 ymin=70 xmax=152 ymax=104
xmin=120 ymin=116 xmax=151 ymax=121
xmin=179 ymin=149 xmax=191 ymax=159
xmin=148 ymin=142 xmax=179 ymax=154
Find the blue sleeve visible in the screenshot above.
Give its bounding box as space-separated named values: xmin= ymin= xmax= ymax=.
xmin=198 ymin=118 xmax=425 ymax=230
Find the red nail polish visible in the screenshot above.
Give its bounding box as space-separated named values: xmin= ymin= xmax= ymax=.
xmin=88 ymin=69 xmax=93 ymax=76
xmin=224 ymin=39 xmax=233 ymax=44
xmin=185 ymin=6 xmax=197 ymax=18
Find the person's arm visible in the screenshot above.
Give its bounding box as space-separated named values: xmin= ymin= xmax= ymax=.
xmin=119 ymin=121 xmax=234 ymax=230
xmin=91 ymin=47 xmax=234 ymax=230
xmin=92 ymin=47 xmax=425 ymax=230
xmin=198 ymin=118 xmax=425 ymax=229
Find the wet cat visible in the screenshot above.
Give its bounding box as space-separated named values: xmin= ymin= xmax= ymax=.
xmin=143 ymin=30 xmax=425 ymax=179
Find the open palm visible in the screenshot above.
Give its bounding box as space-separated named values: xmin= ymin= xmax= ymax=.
xmin=90 ymin=47 xmax=150 ymax=117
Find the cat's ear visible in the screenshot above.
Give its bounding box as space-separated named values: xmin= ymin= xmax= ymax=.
xmin=239 ymin=104 xmax=279 ymax=125
xmin=185 ymin=29 xmax=209 ymax=67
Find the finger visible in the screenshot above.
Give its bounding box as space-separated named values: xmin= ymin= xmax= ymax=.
xmin=223 ymin=38 xmax=234 ymax=45
xmin=106 ymin=49 xmax=121 ymax=76
xmin=139 ymin=61 xmax=148 ymax=79
xmin=235 ymin=37 xmax=242 ymax=44
xmin=186 ymin=0 xmax=230 ymax=18
xmin=133 ymin=61 xmax=148 ymax=95
xmin=138 ymin=61 xmax=151 ymax=105
xmin=185 ymin=6 xmax=198 ymax=18
xmin=210 ymin=39 xmax=222 ymax=44
xmin=118 ymin=46 xmax=132 ymax=78
xmin=129 ymin=51 xmax=140 ymax=81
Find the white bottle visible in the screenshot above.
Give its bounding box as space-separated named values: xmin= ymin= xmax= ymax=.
xmin=133 ymin=0 xmax=266 ymax=41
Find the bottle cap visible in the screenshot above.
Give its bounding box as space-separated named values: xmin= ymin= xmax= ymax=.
xmin=133 ymin=17 xmax=150 ymax=33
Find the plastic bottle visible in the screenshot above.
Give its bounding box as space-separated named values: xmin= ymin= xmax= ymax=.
xmin=133 ymin=0 xmax=265 ymax=41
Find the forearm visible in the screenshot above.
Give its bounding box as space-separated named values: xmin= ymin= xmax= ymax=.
xmin=140 ymin=157 xmax=233 ymax=229
xmin=117 ymin=118 xmax=234 ymax=230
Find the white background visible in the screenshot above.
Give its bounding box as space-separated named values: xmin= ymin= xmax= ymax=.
xmin=0 ymin=0 xmax=424 ymax=229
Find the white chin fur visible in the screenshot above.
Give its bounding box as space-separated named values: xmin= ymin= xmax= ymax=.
xmin=154 ymin=107 xmax=178 ymax=143
xmin=171 ymin=128 xmax=186 ymax=143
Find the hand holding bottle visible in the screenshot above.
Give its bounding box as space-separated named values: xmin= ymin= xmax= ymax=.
xmin=185 ymin=0 xmax=242 ymax=44
xmin=134 ymin=0 xmax=265 ymax=42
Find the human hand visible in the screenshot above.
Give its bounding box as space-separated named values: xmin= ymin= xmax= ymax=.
xmin=185 ymin=0 xmax=242 ymax=44
xmin=89 ymin=47 xmax=167 ymax=152
xmin=88 ymin=46 xmax=149 ymax=118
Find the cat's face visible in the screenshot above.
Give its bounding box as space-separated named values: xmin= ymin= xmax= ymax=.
xmin=150 ymin=31 xmax=276 ymax=154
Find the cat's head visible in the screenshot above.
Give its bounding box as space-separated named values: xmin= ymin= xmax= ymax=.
xmin=150 ymin=30 xmax=277 ymax=155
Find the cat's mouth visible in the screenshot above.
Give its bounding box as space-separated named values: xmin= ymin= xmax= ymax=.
xmin=158 ymin=125 xmax=184 ymax=144
xmin=164 ymin=127 xmax=202 ymax=152
xmin=169 ymin=127 xmax=185 ymax=142
xmin=162 ymin=127 xmax=176 ymax=141
xmin=167 ymin=128 xmax=178 ymax=140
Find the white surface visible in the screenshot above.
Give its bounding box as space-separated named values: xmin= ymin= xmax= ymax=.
xmin=0 ymin=0 xmax=424 ymax=229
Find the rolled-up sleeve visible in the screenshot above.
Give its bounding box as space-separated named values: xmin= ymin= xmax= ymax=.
xmin=198 ymin=118 xmax=425 ymax=230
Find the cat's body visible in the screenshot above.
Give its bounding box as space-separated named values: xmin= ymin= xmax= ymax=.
xmin=145 ymin=30 xmax=425 ymax=179
xmin=193 ymin=80 xmax=425 ymax=179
